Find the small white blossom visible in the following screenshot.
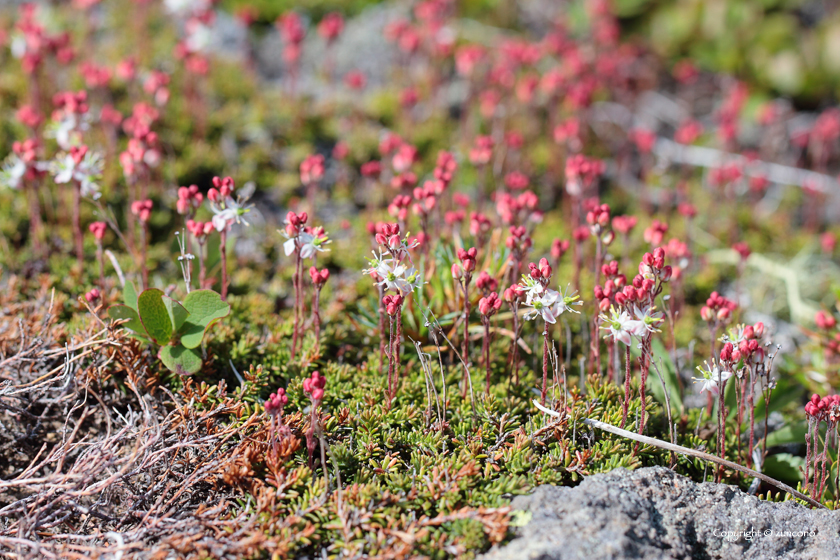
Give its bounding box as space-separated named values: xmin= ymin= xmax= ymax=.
xmin=0 ymin=155 xmax=27 ymax=190
xmin=692 ymin=361 xmax=733 ymax=396
xmin=523 ymin=289 xmax=560 ymax=324
xmin=51 ymin=151 xmax=104 ymax=199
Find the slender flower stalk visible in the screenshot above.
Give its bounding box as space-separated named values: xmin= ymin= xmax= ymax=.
xmin=88 ymin=221 xmax=107 ymax=289
xmin=522 ymin=259 xmax=581 ymax=405
xmin=208 ymin=176 xmax=253 ymax=300
xmin=454 ymin=247 xmax=477 ymax=374
xmin=309 ymin=266 xmax=330 ymax=354
xmin=130 ymin=199 xmax=153 ymax=289
xmin=283 ymin=212 xmax=329 ymax=358
xmin=478 ymin=292 xmax=502 ymax=395
xmin=265 ymin=388 xmax=289 ymax=455
xmin=302 ymin=371 xmax=326 ymax=470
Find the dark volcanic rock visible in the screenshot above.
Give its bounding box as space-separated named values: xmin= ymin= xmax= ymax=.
xmin=481 ymin=466 xmax=839 ymax=560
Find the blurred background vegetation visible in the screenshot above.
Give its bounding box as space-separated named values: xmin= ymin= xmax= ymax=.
xmin=223 ymin=0 xmax=840 ymax=105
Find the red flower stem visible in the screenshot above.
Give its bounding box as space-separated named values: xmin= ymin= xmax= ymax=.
xmin=483 ymin=315 xmax=491 ymax=396
xmin=313 ymin=287 xmax=321 ymax=353
xmin=219 ymin=230 xmax=228 ymax=300
xmin=139 ymin=222 xmax=148 ymax=290
xmin=541 ymin=321 xmax=549 ymax=406
xmin=621 ymin=344 xmax=631 ymax=429
xmin=73 ymin=182 xmax=84 ymax=272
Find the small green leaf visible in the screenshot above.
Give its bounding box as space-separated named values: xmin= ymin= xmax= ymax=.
xmin=182 ymin=289 xmax=230 ymax=326
xmin=159 ymin=345 xmax=202 ymax=375
xmin=180 ymin=290 xmax=231 ymax=349
xmin=163 ymin=296 xmax=189 ymax=332
xmin=124 ymin=281 xmax=138 ymax=310
xmin=138 ymin=289 xmax=173 ymax=345
xmin=107 ymin=304 xmax=146 ymax=337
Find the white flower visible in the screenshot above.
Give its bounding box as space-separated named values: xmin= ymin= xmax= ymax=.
xmin=0 ymin=155 xmax=27 ymax=190
xmin=46 ymin=114 xmax=90 ymax=150
xmin=282 ymin=230 xmax=330 ymax=259
xmin=692 ymin=361 xmax=733 ymax=396
xmin=376 ymin=260 xmax=411 ymax=292
xmin=51 ymin=151 xmax=103 ymax=199
xmin=600 ymin=307 xmax=645 ymax=347
xmin=211 ymin=195 xmax=254 ymax=232
xmin=523 ymin=289 xmax=560 ymax=324
xmin=283 ymin=237 xmax=297 ymax=257
xmin=630 ymin=304 xmax=663 ymax=335
xmin=300 ymin=231 xmax=329 ymax=259
xmin=185 ymin=21 xmax=212 ymax=53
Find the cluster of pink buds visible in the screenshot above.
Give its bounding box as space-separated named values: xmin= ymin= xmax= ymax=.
xmin=88 ymin=221 xmax=107 ymax=241
xmin=16 ymin=105 xmax=42 ymax=129
xmin=14 ymin=4 xmax=74 ymax=73
xmin=528 ymin=258 xmax=553 ymax=285
xmin=318 ymin=13 xmax=344 ymax=43
xmin=266 ymin=388 xmax=289 ymax=417
xmin=284 ymin=211 xmax=308 ymax=237
xmin=475 ymin=271 xmax=498 ymax=295
xmin=643 ymin=220 xmax=668 ymax=245
xmin=470 ymin=212 xmax=492 ymax=247
xmin=478 ymin=292 xmax=502 ymax=317
xmin=806 ymin=394 xmax=840 ymax=423
xmin=638 ymin=248 xmax=673 ymax=284
xmin=309 ymin=267 xmax=330 ymax=286
xmin=505 ymin=171 xmax=529 ymax=190
xmin=131 ymin=199 xmax=153 ymax=222
xmin=303 ymin=370 xmax=327 ymax=402
xmin=593 ymin=261 xmax=627 ymax=312
xmin=551 ymin=238 xmax=570 ymax=262
xmin=565 ymin=154 xmax=604 ymax=196
xmin=361 ymin=160 xmax=382 ymax=179
xmin=208 ymin=175 xmax=235 ymax=201
xmin=816 ymin=310 xmax=837 ymax=330
xmin=804 ymin=393 xmax=840 ymax=501
xmin=496 ymin=191 xmax=538 ymax=225
xmin=277 ymin=12 xmax=305 ymax=66
xmin=612 ymin=215 xmax=637 ymax=236
xmin=187 ymin=219 xmax=213 ymax=239
xmin=586 ymin=202 xmax=611 ymax=230
xmin=388 ymin=195 xmax=411 ymax=222
xmin=373 ymin=222 xmax=402 ymax=250
xmin=435 ymin=151 xmax=457 ymax=184
xmin=629 ymin=128 xmax=656 ymax=154
xmin=732 ymin=241 xmax=751 ymax=261
xmin=814 ymin=310 xmax=840 ymax=360
xmin=453 ymin=247 xmax=477 ymax=277
xmin=84 ymin=288 xmax=100 ymax=303
xmin=300 ymin=154 xmax=325 ymax=185
xmin=176 ymin=185 xmax=204 ymax=215
xmin=383 ymin=294 xmax=404 ymax=316
xmin=701 ymin=291 xmax=737 ymax=323
xmin=469 ymin=136 xmax=494 ymax=166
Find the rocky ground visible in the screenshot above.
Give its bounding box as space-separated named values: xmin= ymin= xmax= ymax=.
xmin=481 ymin=467 xmax=840 ymax=560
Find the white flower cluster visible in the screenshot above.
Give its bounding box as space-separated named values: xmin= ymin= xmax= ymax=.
xmin=520 ymin=277 xmax=581 ymax=324
xmin=51 ymin=150 xmax=104 ymax=199
xmin=599 ymin=304 xmax=663 ymax=347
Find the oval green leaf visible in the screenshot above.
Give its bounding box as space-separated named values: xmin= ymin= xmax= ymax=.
xmin=138 ymin=289 xmax=173 ymax=345
xmin=180 ymin=290 xmax=231 ymax=349
xmin=107 ymin=304 xmax=146 ymax=337
xmin=159 ymin=345 xmax=202 ymax=375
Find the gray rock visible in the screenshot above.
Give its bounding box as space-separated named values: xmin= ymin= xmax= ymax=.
xmin=482 ymin=466 xmax=839 ymax=560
